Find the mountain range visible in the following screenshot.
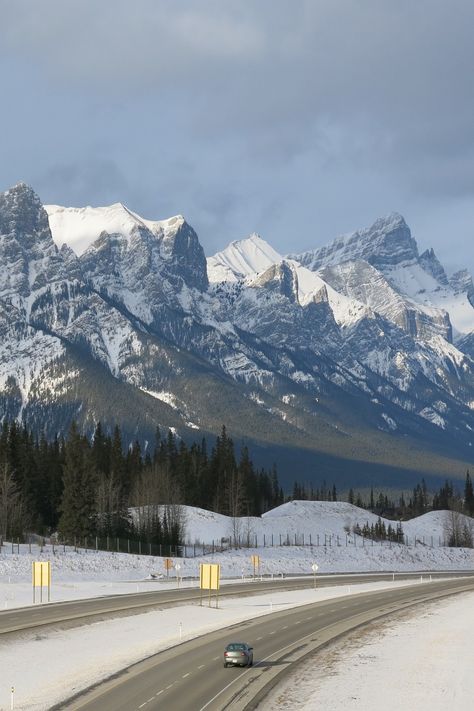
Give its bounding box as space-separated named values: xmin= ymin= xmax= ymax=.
xmin=1 ymin=182 xmax=474 ymax=488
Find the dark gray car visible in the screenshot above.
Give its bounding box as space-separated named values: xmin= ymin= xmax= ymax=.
xmin=223 ymin=642 xmax=254 ymax=667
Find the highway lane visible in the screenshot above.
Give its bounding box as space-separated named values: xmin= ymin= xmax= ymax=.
xmin=59 ymin=575 xmax=474 ymax=711
xmin=2 ymin=571 xmax=472 ymax=635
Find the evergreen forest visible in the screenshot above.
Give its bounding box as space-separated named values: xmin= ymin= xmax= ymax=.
xmin=0 ymin=419 xmax=473 ymax=549
xmin=0 ymin=421 xmax=282 ymax=545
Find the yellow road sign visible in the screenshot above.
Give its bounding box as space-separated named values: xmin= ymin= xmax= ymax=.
xmin=199 ymin=563 xmax=221 ymax=590
xmin=32 ymin=561 xmax=51 ymax=587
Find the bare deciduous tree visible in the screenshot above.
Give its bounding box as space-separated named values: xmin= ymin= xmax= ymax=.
xmin=131 ymin=462 xmax=186 ymax=542
xmin=444 ymin=507 xmax=474 ymax=547
xmin=0 ymin=464 xmax=25 ymax=540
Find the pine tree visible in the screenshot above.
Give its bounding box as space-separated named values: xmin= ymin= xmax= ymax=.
xmin=464 ymin=470 xmax=474 ymax=515
xmin=58 ymin=423 xmax=98 ymax=541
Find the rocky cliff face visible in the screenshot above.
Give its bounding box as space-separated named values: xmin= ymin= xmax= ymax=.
xmin=2 ymin=184 xmax=474 ymax=485
xmin=291 ymin=213 xmax=418 ymax=271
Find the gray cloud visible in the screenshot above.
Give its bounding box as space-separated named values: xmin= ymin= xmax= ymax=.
xmin=0 ymin=1 xmax=473 ymax=271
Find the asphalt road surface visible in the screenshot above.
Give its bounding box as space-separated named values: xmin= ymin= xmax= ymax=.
xmin=57 ymin=575 xmax=474 ymax=711
xmin=2 ymin=571 xmax=471 ymax=635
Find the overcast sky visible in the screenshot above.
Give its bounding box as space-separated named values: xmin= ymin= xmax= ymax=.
xmin=0 ymin=0 xmax=473 ymax=272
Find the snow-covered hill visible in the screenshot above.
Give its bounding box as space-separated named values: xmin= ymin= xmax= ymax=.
xmin=1 ymin=502 xmax=472 ymax=588
xmin=183 ymin=501 xmax=470 ymax=548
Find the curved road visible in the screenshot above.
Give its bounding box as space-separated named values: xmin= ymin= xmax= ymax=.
xmin=1 ymin=571 xmax=471 ymax=635
xmin=55 ymin=575 xmax=474 ymax=711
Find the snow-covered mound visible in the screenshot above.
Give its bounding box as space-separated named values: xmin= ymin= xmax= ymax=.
xmin=0 ymin=503 xmax=473 ymax=593
xmin=183 ymin=501 xmax=470 ymax=548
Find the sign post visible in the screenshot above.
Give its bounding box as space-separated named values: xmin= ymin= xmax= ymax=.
xmin=164 ymin=558 xmax=173 ymax=578
xmin=199 ymin=563 xmax=221 ymax=608
xmin=251 ymin=554 xmax=260 ymax=580
xmin=311 ymin=563 xmax=319 ymax=589
xmin=175 ymin=562 xmax=181 ymax=588
xmin=32 ymin=562 xmax=51 ymax=603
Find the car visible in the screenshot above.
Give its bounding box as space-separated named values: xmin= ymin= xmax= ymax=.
xmin=223 ymin=642 xmax=254 ymax=667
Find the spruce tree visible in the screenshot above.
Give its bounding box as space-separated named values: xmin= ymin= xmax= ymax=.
xmin=464 ymin=471 xmax=474 ymax=515
xmin=58 ymin=423 xmax=97 ymax=541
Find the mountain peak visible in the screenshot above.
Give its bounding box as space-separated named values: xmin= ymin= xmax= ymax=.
xmin=45 ymin=202 xmax=190 ymax=257
xmin=207 ymin=233 xmax=282 ymax=283
xmin=290 ymin=212 xmax=418 ymax=272
xmin=0 ymin=182 xmax=49 ymax=240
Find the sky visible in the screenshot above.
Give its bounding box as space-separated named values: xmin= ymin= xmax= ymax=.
xmin=0 ymin=1 xmax=473 ymax=273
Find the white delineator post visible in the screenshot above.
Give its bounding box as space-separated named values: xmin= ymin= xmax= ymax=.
xmin=312 ymin=563 xmax=319 ymax=589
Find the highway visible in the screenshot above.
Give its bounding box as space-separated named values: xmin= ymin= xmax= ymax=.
xmin=1 ymin=570 xmax=472 ymax=635
xmin=53 ymin=575 xmax=474 ymax=711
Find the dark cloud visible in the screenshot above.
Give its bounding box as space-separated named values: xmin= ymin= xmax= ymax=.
xmin=35 ymin=160 xmax=130 ymax=206
xmin=0 ymin=1 xmax=473 ymax=272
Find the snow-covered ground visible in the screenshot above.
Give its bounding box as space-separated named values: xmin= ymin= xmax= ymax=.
xmin=1 ymin=502 xmax=473 ymax=611
xmin=183 ymin=501 xmax=470 ymax=549
xmin=1 ymin=501 xmax=473 ymax=709
xmin=0 ymin=578 xmax=446 ymax=711
xmin=266 ymin=591 xmax=474 ymax=710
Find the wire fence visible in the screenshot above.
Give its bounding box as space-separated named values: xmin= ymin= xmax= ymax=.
xmin=0 ymin=531 xmax=460 ymax=558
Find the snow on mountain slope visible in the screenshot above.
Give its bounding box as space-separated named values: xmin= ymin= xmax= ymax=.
xmin=45 ymin=203 xmax=186 ymax=256
xmin=243 ymin=260 xmax=369 ymax=328
xmin=207 ymin=233 xmax=282 ymax=282
xmin=208 ymin=235 xmax=369 ymax=328
xmin=5 ymin=183 xmax=474 ymax=474
xmin=386 ymin=260 xmax=474 ymax=339
xmin=291 ymin=213 xmax=418 ymax=272
xmin=319 ymin=260 xmax=453 ymax=341
xmin=292 ymin=212 xmax=474 ymax=342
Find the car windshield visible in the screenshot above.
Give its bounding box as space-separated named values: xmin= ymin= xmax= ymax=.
xmin=227 ymin=643 xmax=246 ymax=651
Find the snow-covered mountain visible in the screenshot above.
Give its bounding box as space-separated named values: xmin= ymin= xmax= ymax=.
xmin=1 ymin=182 xmax=474 ymax=487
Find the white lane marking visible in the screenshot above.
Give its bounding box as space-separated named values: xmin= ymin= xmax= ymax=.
xmin=282 ymin=626 xmax=288 ymax=630
xmin=198 ymin=608 xmax=362 ymax=711
xmin=294 ymin=620 xmax=301 ymax=624
xmin=156 ymin=690 xmax=164 ymax=696
xmin=256 ymin=636 xmax=263 ymax=640
xmin=197 ymin=664 xmax=205 ymax=669
xmin=199 ymin=627 xmax=326 ymax=711
xmin=212 ymin=656 xmax=219 ymax=660
xmin=146 ymin=698 xmax=154 ymax=704
xmin=138 ymin=704 xmax=147 ymax=709
xmin=269 ymin=631 xmax=276 ymax=635
xmin=166 ymin=684 xmax=174 ymax=690
xmin=182 ymin=673 xmax=190 ymax=678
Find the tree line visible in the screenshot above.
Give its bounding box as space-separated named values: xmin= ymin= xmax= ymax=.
xmin=1 ymin=416 xmax=473 ymax=547
xmin=0 ymin=421 xmax=283 ymax=545
xmin=292 ymin=474 xmax=474 ymax=520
